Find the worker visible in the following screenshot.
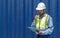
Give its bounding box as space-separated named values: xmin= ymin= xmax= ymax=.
xmin=31 ymin=2 xmax=54 ymax=38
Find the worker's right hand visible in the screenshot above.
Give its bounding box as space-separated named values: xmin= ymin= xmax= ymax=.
xmin=34 ymin=15 xmax=39 ymax=21
xmin=36 ymin=30 xmax=42 ymax=35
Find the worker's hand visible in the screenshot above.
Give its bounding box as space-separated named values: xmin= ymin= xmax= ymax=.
xmin=34 ymin=15 xmax=39 ymax=21
xmin=36 ymin=30 xmax=42 ymax=35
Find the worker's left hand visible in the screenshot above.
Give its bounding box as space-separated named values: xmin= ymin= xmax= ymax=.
xmin=36 ymin=30 xmax=42 ymax=35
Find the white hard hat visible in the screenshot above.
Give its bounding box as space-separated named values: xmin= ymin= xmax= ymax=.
xmin=36 ymin=2 xmax=46 ymax=10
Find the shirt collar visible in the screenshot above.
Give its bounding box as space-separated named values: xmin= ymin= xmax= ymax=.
xmin=39 ymin=13 xmax=45 ymax=18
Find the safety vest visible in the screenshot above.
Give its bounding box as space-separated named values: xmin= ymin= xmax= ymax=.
xmin=36 ymin=14 xmax=50 ymax=29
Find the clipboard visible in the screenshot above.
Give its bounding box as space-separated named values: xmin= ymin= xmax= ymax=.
xmin=28 ymin=27 xmax=39 ymax=33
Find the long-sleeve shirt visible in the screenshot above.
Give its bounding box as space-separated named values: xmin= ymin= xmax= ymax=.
xmin=31 ymin=14 xmax=54 ymax=35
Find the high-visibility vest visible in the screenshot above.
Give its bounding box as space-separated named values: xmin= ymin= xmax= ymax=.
xmin=36 ymin=14 xmax=50 ymax=29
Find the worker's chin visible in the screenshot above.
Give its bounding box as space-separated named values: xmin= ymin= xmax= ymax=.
xmin=40 ymin=13 xmax=44 ymax=15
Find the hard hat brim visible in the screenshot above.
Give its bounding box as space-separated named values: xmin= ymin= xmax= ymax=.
xmin=36 ymin=7 xmax=46 ymax=10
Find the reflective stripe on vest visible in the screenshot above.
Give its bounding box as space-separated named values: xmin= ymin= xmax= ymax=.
xmin=36 ymin=14 xmax=49 ymax=29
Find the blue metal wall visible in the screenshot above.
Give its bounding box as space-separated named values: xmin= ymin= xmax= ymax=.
xmin=0 ymin=0 xmax=59 ymax=38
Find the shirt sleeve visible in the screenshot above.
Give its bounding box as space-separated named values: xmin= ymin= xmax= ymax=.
xmin=31 ymin=20 xmax=36 ymax=27
xmin=41 ymin=16 xmax=54 ymax=35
